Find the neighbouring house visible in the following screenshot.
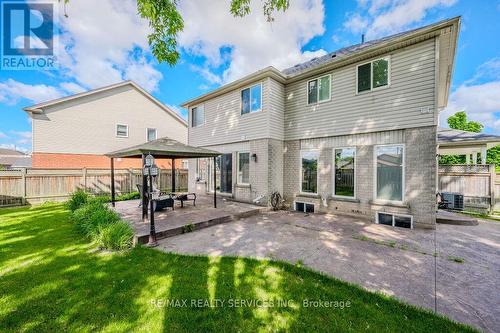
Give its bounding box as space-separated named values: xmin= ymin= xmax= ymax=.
xmin=0 ymin=148 xmax=31 ymax=169
xmin=182 ymin=17 xmax=461 ymax=229
xmin=24 ymin=81 xmax=188 ymax=169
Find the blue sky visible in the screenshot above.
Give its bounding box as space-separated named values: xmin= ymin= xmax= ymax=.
xmin=1 ymin=0 xmax=499 ymax=152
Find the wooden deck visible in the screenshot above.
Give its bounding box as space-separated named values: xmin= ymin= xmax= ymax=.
xmin=112 ymin=195 xmax=264 ymax=244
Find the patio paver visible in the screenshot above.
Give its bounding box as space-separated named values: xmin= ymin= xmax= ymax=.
xmin=157 ymin=210 xmax=500 ymax=332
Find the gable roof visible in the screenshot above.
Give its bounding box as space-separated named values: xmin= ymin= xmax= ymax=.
xmin=283 ymin=17 xmax=458 ymax=77
xmin=182 ymin=16 xmax=460 ymax=108
xmin=23 ymin=81 xmax=187 ymax=127
xmin=438 ymin=127 xmax=500 ymax=146
xmin=0 ymin=148 xmax=26 ymax=156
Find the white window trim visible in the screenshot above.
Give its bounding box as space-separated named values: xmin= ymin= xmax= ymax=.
xmin=294 ymin=201 xmax=315 ymax=213
xmin=146 ymin=128 xmax=157 ymax=141
xmin=332 ymin=147 xmax=356 ymax=199
xmin=237 ymin=151 xmax=250 ymax=185
xmin=240 ymin=82 xmax=263 ymax=116
xmin=307 ymin=74 xmax=332 ymax=105
xmin=191 ymin=104 xmax=205 ymax=128
xmin=373 ymin=143 xmax=405 ymax=204
xmin=116 ymin=124 xmax=129 ymax=138
xmin=375 ymin=212 xmax=413 ymax=229
xmin=299 ymin=150 xmax=320 ymax=195
xmin=355 ymin=56 xmax=391 ymax=95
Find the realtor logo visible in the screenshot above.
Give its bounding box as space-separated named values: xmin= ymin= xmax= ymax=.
xmin=1 ymin=0 xmax=58 ymax=70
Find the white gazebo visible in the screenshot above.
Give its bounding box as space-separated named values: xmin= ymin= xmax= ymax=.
xmin=438 ymin=127 xmax=500 ymax=164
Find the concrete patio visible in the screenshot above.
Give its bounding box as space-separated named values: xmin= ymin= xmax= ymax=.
xmin=112 ymin=195 xmax=264 ymax=244
xmin=158 ymin=210 xmax=500 ymax=332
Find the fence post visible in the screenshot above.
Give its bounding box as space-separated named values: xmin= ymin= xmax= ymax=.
xmin=129 ymin=168 xmax=134 ymax=193
xmin=490 ymin=164 xmax=496 ymax=214
xmin=21 ymin=168 xmax=27 ymax=205
xmin=82 ymin=167 xmax=87 ymax=192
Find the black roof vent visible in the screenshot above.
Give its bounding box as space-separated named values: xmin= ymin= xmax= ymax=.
xmin=310 ymin=57 xmax=317 ymax=62
xmin=331 ymin=54 xmax=336 ymax=58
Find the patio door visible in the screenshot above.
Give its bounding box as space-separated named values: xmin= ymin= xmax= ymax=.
xmin=220 ymin=153 xmax=232 ymax=194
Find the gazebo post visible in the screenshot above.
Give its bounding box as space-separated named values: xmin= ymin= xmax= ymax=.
xmin=142 ymin=154 xmax=148 ymax=222
xmin=171 ymin=158 xmax=176 ymax=192
xmin=110 ymin=158 xmax=115 ymax=207
xmin=213 ymin=156 xmax=217 ymax=208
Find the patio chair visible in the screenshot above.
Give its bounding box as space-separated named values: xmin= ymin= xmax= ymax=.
xmin=173 ymin=193 xmax=196 ymax=208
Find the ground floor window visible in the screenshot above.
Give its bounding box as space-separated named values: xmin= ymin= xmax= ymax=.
xmin=295 ymin=202 xmax=315 ymax=213
xmin=300 ymin=151 xmax=319 ymax=194
xmin=334 ymin=148 xmax=355 ymax=197
xmin=375 ymin=145 xmax=404 ymax=201
xmin=237 ymin=152 xmax=250 ymax=184
xmin=196 ymin=158 xmax=207 ymax=181
xmin=376 ymin=212 xmax=412 ymax=229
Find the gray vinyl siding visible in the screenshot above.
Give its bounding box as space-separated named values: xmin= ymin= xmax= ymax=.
xmin=284 ymin=39 xmax=437 ymax=140
xmin=267 ymin=78 xmax=285 ymax=140
xmin=188 ymin=78 xmax=285 ymax=147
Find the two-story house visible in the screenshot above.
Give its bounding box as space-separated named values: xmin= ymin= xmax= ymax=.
xmin=182 ymin=17 xmax=460 ymax=229
xmin=25 ymin=81 xmax=188 ymax=169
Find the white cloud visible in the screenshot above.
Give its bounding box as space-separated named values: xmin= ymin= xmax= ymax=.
xmin=441 ymin=81 xmax=500 ymax=131
xmin=345 ymin=0 xmax=457 ymax=39
xmin=10 ymin=131 xmax=32 ymax=145
xmin=0 ymin=79 xmax=64 ymax=105
xmin=57 ymin=0 xmax=162 ymax=92
xmin=166 ymin=104 xmax=187 ymax=119
xmin=0 ymin=144 xmax=30 ymax=154
xmin=178 ymin=0 xmax=327 ymax=83
xmin=0 ymin=132 xmax=7 ymax=139
xmin=59 ymin=82 xmax=86 ymax=94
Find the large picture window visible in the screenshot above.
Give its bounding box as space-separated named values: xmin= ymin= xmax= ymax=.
xmin=308 ymin=74 xmax=331 ymax=104
xmin=241 ymin=83 xmax=262 ymax=114
xmin=237 ymin=152 xmax=250 ymax=184
xmin=300 ymin=151 xmax=319 ymax=194
xmin=191 ymin=105 xmax=204 ymax=127
xmin=357 ymin=57 xmax=389 ymax=93
xmin=334 ymin=148 xmax=355 ymax=197
xmin=375 ymin=145 xmax=404 ymax=201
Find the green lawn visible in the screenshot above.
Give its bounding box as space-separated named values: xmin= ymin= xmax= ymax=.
xmin=0 ymin=204 xmax=475 ymax=332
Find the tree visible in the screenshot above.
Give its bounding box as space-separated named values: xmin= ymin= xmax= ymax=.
xmin=63 ymin=0 xmax=290 ymax=65
xmin=439 ymin=111 xmax=499 ymax=168
xmin=447 ymin=111 xmax=483 ymax=133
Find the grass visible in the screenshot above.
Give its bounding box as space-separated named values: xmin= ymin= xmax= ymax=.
xmin=0 ymin=204 xmax=476 ymax=333
xmin=447 ymin=256 xmax=465 ymax=264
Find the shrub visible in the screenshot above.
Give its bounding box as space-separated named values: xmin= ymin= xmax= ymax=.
xmin=66 ymin=189 xmax=89 ymax=212
xmin=97 ymin=221 xmax=134 ymax=250
xmin=71 ymin=201 xmax=120 ymax=237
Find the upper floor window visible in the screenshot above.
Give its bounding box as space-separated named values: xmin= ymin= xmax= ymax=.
xmin=241 ymin=83 xmax=262 ymax=115
xmin=116 ymin=124 xmax=128 ymax=138
xmin=308 ymin=74 xmax=331 ymax=104
xmin=357 ymin=57 xmax=390 ymax=93
xmin=191 ymin=105 xmax=204 ymax=127
xmin=147 ymin=128 xmax=157 ymax=141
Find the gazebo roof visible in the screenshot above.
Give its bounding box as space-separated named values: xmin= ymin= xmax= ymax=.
xmin=106 ymin=137 xmax=220 ymax=159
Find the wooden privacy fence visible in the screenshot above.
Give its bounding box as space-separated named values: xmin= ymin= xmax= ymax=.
xmin=0 ymin=168 xmax=188 ymax=207
xmin=438 ymin=164 xmax=499 ymax=213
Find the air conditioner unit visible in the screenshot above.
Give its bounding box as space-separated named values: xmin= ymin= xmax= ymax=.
xmin=441 ymin=192 xmax=464 ymax=210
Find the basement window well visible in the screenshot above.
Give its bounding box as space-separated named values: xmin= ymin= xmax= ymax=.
xmin=376 ymin=212 xmax=413 ymax=229
xmin=295 ymin=202 xmax=315 ymax=213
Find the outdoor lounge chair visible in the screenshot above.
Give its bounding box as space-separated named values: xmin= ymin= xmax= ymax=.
xmin=173 ymin=193 xmax=196 ymax=208
xmin=137 ymin=184 xmax=174 ymax=211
